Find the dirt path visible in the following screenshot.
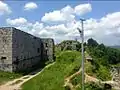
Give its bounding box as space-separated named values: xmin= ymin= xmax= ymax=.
xmin=64 ymin=68 xmax=82 ymax=90
xmin=85 ymin=73 xmax=99 ymax=83
xmin=0 ymin=62 xmax=55 ymax=90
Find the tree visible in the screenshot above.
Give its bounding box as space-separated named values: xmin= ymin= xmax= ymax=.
xmin=87 ymin=38 xmax=98 ymax=47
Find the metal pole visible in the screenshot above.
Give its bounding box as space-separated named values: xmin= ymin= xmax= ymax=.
xmin=77 ymin=19 xmax=85 ymax=90
xmin=80 ymin=19 xmax=85 ymax=90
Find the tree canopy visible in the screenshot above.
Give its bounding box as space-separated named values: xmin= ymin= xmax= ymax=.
xmin=87 ymin=38 xmax=120 ymax=65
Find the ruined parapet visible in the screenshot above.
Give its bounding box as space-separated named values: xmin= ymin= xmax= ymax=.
xmin=0 ymin=27 xmax=13 ymax=72
xmin=57 ymin=40 xmax=80 ymax=51
xmin=111 ymin=66 xmax=120 ymax=82
xmin=41 ymin=38 xmax=55 ymax=62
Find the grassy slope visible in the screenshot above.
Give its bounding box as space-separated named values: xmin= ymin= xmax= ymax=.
xmin=22 ymin=51 xmax=81 ymax=90
xmin=0 ymin=71 xmax=22 ymax=85
xmin=22 ymin=50 xmax=112 ymax=90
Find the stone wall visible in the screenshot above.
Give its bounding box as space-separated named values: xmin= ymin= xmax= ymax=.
xmin=0 ymin=27 xmax=13 ymax=72
xmin=56 ymin=40 xmax=80 ymax=51
xmin=41 ymin=38 xmax=55 ymax=62
xmin=111 ymin=66 xmax=120 ymax=82
xmin=12 ymin=28 xmax=42 ymax=72
xmin=0 ymin=27 xmax=55 ymax=72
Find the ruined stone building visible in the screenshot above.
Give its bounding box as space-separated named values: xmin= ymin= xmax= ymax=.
xmin=0 ymin=27 xmax=54 ymax=72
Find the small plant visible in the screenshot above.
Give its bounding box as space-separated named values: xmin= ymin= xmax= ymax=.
xmin=64 ymin=86 xmax=71 ymax=90
xmin=71 ymin=73 xmax=82 ymax=86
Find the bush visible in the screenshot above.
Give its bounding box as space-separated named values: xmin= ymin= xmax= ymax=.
xmin=85 ymin=82 xmax=103 ymax=90
xmin=96 ymin=65 xmax=112 ymax=81
xmin=71 ymin=73 xmax=82 ymax=86
xmin=64 ymin=86 xmax=71 ymax=90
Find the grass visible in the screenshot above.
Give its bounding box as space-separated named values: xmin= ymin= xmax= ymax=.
xmin=85 ymin=60 xmax=112 ymax=81
xmin=22 ymin=49 xmax=112 ymax=90
xmin=22 ymin=50 xmax=81 ymax=90
xmin=71 ymin=73 xmax=82 ymax=86
xmin=0 ymin=71 xmax=22 ymax=85
xmin=112 ymin=63 xmax=120 ymax=67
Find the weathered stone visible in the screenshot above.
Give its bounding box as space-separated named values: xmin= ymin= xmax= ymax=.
xmin=0 ymin=27 xmax=54 ymax=72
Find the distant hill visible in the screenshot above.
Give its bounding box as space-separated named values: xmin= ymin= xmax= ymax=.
xmin=109 ymin=45 xmax=120 ymax=49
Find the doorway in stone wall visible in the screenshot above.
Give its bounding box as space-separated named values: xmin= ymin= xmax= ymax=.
xmin=1 ymin=56 xmax=6 ymax=70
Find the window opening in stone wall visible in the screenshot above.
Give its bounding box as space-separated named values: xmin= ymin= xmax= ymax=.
xmin=45 ymin=43 xmax=48 ymax=47
xmin=34 ymin=37 xmax=37 ymax=39
xmin=37 ymin=48 xmax=40 ymax=53
xmin=45 ymin=50 xmax=48 ymax=55
xmin=2 ymin=37 xmax=7 ymax=43
xmin=15 ymin=56 xmax=19 ymax=65
xmin=1 ymin=57 xmax=6 ymax=60
xmin=1 ymin=57 xmax=6 ymax=65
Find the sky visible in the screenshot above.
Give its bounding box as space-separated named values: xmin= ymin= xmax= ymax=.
xmin=1 ymin=0 xmax=120 ymax=45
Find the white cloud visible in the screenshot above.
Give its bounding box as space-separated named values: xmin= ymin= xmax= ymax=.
xmin=61 ymin=5 xmax=74 ymax=15
xmin=41 ymin=10 xmax=65 ymax=22
xmin=41 ymin=4 xmax=92 ymax=23
xmin=6 ymin=10 xmax=120 ymax=45
xmin=41 ymin=5 xmax=75 ymax=23
xmin=24 ymin=2 xmax=38 ymax=11
xmin=74 ymin=3 xmax=92 ymax=16
xmin=0 ymin=1 xmax=11 ymax=15
xmin=6 ymin=17 xmax=27 ymax=26
xmin=84 ymin=12 xmax=120 ymax=45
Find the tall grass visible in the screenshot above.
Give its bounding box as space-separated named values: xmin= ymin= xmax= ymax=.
xmin=22 ymin=50 xmax=81 ymax=90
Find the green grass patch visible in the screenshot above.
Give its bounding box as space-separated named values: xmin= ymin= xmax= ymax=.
xmin=71 ymin=73 xmax=82 ymax=86
xmin=0 ymin=71 xmax=22 ymax=85
xmin=22 ymin=50 xmax=81 ymax=90
xmin=85 ymin=60 xmax=112 ymax=81
xmin=76 ymin=82 xmax=103 ymax=90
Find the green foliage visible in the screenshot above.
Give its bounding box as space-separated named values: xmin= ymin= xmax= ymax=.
xmin=68 ymin=65 xmax=80 ymax=77
xmin=85 ymin=62 xmax=95 ymax=76
xmin=96 ymin=65 xmax=111 ymax=81
xmin=86 ymin=38 xmax=120 ymax=81
xmin=87 ymin=40 xmax=120 ymax=65
xmin=0 ymin=71 xmax=22 ymax=85
xmin=71 ymin=73 xmax=82 ymax=86
xmin=76 ymin=82 xmax=103 ymax=90
xmin=22 ymin=51 xmax=81 ymax=90
xmin=64 ymin=86 xmax=71 ymax=90
xmin=22 ymin=38 xmax=120 ymax=90
xmin=85 ymin=82 xmax=103 ymax=90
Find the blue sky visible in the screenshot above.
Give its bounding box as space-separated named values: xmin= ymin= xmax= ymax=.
xmin=1 ymin=1 xmax=120 ymax=45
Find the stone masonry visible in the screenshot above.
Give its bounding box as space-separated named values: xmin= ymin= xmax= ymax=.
xmin=0 ymin=27 xmax=54 ymax=72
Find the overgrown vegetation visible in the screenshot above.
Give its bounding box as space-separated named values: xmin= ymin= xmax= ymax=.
xmin=0 ymin=71 xmax=22 ymax=85
xmin=71 ymin=73 xmax=82 ymax=86
xmin=22 ymin=51 xmax=81 ymax=90
xmin=87 ymin=38 xmax=120 ymax=65
xmin=56 ymin=40 xmax=81 ymax=51
xmin=76 ymin=82 xmax=103 ymax=90
xmin=86 ymin=38 xmax=114 ymax=81
xmin=22 ymin=38 xmax=120 ymax=90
